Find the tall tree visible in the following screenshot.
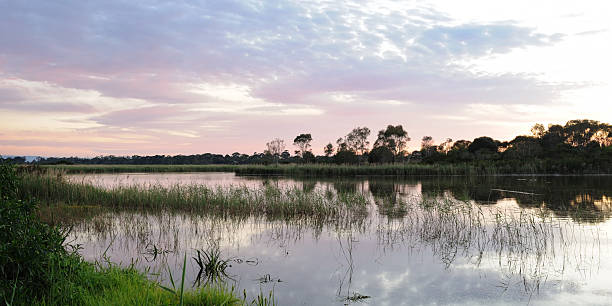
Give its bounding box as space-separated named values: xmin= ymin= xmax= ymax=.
xmin=324 ymin=143 xmax=334 ymax=157
xmin=336 ymin=137 xmax=348 ymax=152
xmin=293 ymin=134 xmax=313 ymax=157
xmin=438 ymin=138 xmax=453 ymax=154
xmin=531 ymin=123 xmax=545 ymax=138
xmin=265 ymin=138 xmax=285 ymax=164
xmin=374 ymin=125 xmax=410 ymax=156
xmin=421 ymin=136 xmax=434 ymax=150
xmin=468 ymin=137 xmax=499 ymax=154
xmin=265 ymin=138 xmax=285 ymax=156
xmin=563 ymin=119 xmax=602 ymax=147
xmin=345 ymin=127 xmax=371 ymax=155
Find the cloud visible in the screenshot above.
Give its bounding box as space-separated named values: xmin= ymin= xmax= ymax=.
xmin=0 ymin=0 xmax=597 ymax=156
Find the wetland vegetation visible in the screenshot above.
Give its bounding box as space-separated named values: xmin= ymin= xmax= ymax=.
xmin=4 ymin=165 xmax=611 ymax=304
xmin=0 ymin=164 xmax=277 ymax=305
xmin=3 ymin=119 xmax=612 ymax=305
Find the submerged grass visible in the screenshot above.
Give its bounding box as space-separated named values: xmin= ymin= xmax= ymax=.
xmin=376 ymin=194 xmax=603 ymax=295
xmin=18 ymin=171 xmax=368 ymax=220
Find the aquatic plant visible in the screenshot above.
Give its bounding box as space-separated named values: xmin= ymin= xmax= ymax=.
xmin=193 ymin=246 xmax=232 ymax=286
xmin=18 ymin=171 xmax=369 ymax=221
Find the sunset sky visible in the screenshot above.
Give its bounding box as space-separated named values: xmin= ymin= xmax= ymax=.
xmin=1 ymin=0 xmax=611 ymax=157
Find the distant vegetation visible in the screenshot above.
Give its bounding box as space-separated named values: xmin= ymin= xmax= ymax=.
xmin=5 ymin=119 xmax=612 ymax=174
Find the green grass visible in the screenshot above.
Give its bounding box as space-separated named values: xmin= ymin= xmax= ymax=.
xmin=35 ymin=257 xmax=246 ymax=306
xmin=18 ymin=171 xmax=368 ymax=220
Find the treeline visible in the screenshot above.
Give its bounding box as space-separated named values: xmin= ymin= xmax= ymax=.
xmin=6 ymin=119 xmax=612 ymax=173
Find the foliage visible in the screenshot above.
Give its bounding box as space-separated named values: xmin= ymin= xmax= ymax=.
xmin=265 ymin=138 xmax=285 ymax=157
xmin=343 ymin=127 xmax=371 ymax=155
xmin=0 ymin=196 xmax=70 ymax=303
xmin=323 ymin=143 xmax=334 ymax=157
xmin=0 ymin=162 xmax=19 ymax=199
xmin=368 ymin=146 xmax=394 ymax=164
xmin=293 ymin=133 xmax=313 ymax=157
xmin=374 ymin=125 xmax=410 ymax=156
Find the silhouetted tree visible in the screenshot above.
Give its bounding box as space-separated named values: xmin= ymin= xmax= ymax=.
xmin=345 ymin=127 xmax=371 ymax=155
xmin=324 ymin=143 xmax=334 ymax=157
xmin=374 ymin=125 xmax=410 ymax=157
xmin=265 ymin=138 xmax=285 ymax=164
xmin=302 ymin=151 xmax=316 ymax=163
xmin=438 ymin=138 xmax=453 ymax=154
xmin=368 ymin=146 xmax=394 ymax=164
xmin=421 ymin=136 xmax=434 ymax=150
xmin=293 ymin=133 xmax=312 ymax=157
xmin=468 ymin=137 xmax=499 ymax=154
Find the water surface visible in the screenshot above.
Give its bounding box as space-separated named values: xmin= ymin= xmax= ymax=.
xmin=62 ymin=173 xmax=612 ymax=305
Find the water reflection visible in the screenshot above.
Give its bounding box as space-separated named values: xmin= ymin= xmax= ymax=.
xmin=57 ymin=173 xmax=612 ymax=305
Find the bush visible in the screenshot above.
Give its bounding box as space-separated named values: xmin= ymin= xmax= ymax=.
xmin=0 ymin=162 xmax=19 ymax=199
xmin=0 ymin=164 xmax=72 ymax=303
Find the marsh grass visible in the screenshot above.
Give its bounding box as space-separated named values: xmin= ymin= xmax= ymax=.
xmin=19 ymin=171 xmax=369 ymax=220
xmin=40 ymin=164 xmax=242 ymax=174
xmin=376 ymin=194 xmax=603 ymax=295
xmin=41 ymin=163 xmax=499 ymax=176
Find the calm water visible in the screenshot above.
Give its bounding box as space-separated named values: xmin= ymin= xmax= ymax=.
xmin=63 ymin=173 xmax=612 ymax=305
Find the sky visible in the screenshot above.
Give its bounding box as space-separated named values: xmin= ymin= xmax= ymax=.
xmin=1 ymin=0 xmax=611 ymax=157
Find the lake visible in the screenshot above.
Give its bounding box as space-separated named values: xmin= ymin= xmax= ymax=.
xmin=59 ymin=173 xmax=612 ymax=305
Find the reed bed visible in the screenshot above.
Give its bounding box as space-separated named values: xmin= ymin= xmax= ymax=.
xmin=378 ymin=195 xmax=598 ymax=260
xmin=38 ymin=158 xmax=612 ymax=176
xmin=40 ymin=163 xmax=501 ymax=176
xmin=41 ymin=164 xmax=242 ymax=174
xmin=19 ymin=171 xmax=368 ymax=220
xmin=376 ymin=194 xmax=602 ymax=294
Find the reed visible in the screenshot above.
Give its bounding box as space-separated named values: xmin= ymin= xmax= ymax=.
xmin=18 ymin=171 xmax=369 ymax=220
xmin=41 ymin=164 xmax=242 ymax=174
xmin=40 ymin=163 xmax=501 ymax=176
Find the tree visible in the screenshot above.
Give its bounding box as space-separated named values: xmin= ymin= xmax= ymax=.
xmin=531 ymin=123 xmax=545 ymax=138
xmin=265 ymin=138 xmax=285 ymax=156
xmin=302 ymin=151 xmax=315 ymax=163
xmin=324 ymin=143 xmax=334 ymax=157
xmin=438 ymin=138 xmax=453 ymax=154
xmin=468 ymin=137 xmax=499 ymax=154
xmin=421 ymin=136 xmax=434 ymax=150
xmin=345 ymin=127 xmax=371 ymax=155
xmin=293 ymin=134 xmax=313 ymax=157
xmin=504 ymin=136 xmax=543 ymax=159
xmin=265 ymin=138 xmax=285 ymax=164
xmin=333 ymin=150 xmax=358 ymax=164
xmin=592 ymin=129 xmax=612 ymax=147
xmin=563 ymin=119 xmax=603 ymax=147
xmin=374 ymin=125 xmax=410 ymax=156
xmin=336 ymin=137 xmax=348 ymax=152
xmin=368 ymin=146 xmax=394 ymax=164
xmin=450 ymin=140 xmax=471 ymax=152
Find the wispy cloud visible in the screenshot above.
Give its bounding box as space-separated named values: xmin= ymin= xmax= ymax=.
xmin=0 ymin=0 xmax=608 ymax=156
